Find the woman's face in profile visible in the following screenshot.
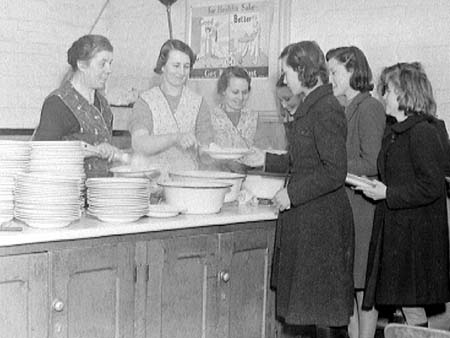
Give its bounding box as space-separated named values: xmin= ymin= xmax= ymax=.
xmin=161 ymin=49 xmax=191 ymax=88
xmin=327 ymin=57 xmax=352 ymax=98
xmin=281 ymin=57 xmax=302 ymax=96
xmin=81 ymin=50 xmax=113 ymax=90
xmin=222 ymin=76 xmax=250 ymax=113
xmin=383 ymin=81 xmax=400 ymax=117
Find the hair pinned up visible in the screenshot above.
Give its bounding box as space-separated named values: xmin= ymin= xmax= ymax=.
xmin=67 ymin=35 xmax=113 ymax=71
xmin=154 ymin=39 xmax=196 ymax=74
xmin=217 ymin=66 xmax=251 ymax=95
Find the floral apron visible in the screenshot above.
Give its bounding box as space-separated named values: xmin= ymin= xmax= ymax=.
xmin=140 ymin=86 xmax=201 ymax=179
xmin=51 ymin=81 xmax=113 ymax=178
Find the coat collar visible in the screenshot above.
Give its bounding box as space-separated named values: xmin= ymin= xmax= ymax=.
xmin=294 ymin=83 xmax=333 ymax=120
xmin=346 ymin=92 xmax=370 ymax=121
xmin=391 ymin=115 xmax=427 ymax=134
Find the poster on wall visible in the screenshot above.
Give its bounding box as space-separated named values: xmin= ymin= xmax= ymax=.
xmin=188 ymin=1 xmax=273 ymax=79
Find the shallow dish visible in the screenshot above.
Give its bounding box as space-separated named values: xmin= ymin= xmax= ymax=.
xmin=201 ymin=145 xmax=251 ymax=160
xmin=109 ymin=165 xmax=160 ymax=179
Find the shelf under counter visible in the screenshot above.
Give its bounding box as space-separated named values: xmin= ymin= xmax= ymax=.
xmin=0 ymin=204 xmax=278 ymax=248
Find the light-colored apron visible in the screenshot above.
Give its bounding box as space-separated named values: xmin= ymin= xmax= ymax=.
xmin=140 ymin=86 xmax=201 ymax=179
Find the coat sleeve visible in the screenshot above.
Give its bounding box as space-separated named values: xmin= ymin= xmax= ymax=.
xmin=287 ymin=107 xmax=347 ymax=206
xmin=348 ymin=100 xmax=385 ymax=176
xmin=386 ymin=123 xmax=444 ymax=209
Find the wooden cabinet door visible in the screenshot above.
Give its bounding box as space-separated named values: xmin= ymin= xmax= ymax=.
xmin=218 ymin=226 xmax=275 ymax=338
xmin=138 ymin=235 xmax=218 ymax=338
xmin=0 ymin=253 xmax=49 ymax=338
xmin=51 ymin=243 xmax=135 ymax=338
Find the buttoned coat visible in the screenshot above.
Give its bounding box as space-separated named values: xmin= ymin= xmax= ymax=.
xmin=271 ymin=84 xmax=354 ymax=326
xmin=345 ymin=92 xmax=385 ymax=287
xmin=363 ymin=115 xmax=450 ymax=308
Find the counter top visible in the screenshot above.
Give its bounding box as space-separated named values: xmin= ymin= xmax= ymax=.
xmin=0 ymin=204 xmax=278 ymax=247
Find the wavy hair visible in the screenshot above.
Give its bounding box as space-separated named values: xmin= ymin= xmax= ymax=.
xmin=326 ymin=46 xmax=374 ymax=92
xmin=379 ymin=62 xmax=436 ymax=116
xmin=279 ymin=41 xmax=328 ymax=88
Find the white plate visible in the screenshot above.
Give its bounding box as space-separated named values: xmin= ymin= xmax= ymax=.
xmin=147 ymin=204 xmax=184 ymax=218
xmin=21 ymin=219 xmax=74 ymax=229
xmin=109 ymin=166 xmax=160 ymax=179
xmin=203 ymin=151 xmax=249 ymax=160
xmin=201 ymin=145 xmax=251 ymax=160
xmin=345 ymin=173 xmax=376 ymax=189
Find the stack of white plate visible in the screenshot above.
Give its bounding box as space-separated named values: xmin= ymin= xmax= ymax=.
xmin=0 ymin=140 xmax=30 ymax=176
xmin=86 ymin=177 xmax=150 ymax=223
xmin=0 ymin=175 xmax=15 ymax=224
xmin=29 ymin=141 xmax=85 ymax=178
xmin=29 ymin=141 xmax=86 ymax=206
xmin=14 ymin=174 xmax=82 ymax=228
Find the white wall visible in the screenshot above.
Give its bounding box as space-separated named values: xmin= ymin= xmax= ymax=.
xmin=289 ymin=0 xmax=450 ymax=128
xmin=1 ymin=0 xmax=450 ymax=134
xmin=0 ymin=0 xmax=109 ymax=128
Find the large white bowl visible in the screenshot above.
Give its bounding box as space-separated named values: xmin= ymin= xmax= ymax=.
xmin=242 ymin=172 xmax=287 ymax=200
xmin=158 ymin=180 xmax=232 ymax=214
xmin=169 ymin=170 xmax=245 ymax=202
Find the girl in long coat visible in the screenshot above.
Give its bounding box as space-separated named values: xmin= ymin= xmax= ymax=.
xmin=358 ymin=62 xmax=450 ymax=327
xmin=272 ymin=41 xmax=354 ymax=338
xmin=326 ymin=46 xmax=385 ymax=338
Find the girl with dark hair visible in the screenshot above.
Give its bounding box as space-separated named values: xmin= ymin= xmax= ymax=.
xmin=34 ymin=34 xmax=121 ymax=178
xmin=271 ymin=41 xmax=354 ymax=338
xmin=128 ymin=39 xmax=213 ymax=178
xmin=326 ymin=46 xmax=385 ymax=338
xmin=357 ymin=62 xmax=450 ymax=328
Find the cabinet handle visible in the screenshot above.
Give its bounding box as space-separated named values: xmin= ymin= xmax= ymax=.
xmin=52 ymin=299 xmax=65 ymax=312
xmin=219 ymin=270 xmax=230 ymax=283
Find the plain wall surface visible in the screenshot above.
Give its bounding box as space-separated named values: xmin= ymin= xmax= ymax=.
xmin=0 ymin=0 xmax=449 ymax=141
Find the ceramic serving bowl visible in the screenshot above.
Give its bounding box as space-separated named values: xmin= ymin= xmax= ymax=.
xmin=169 ymin=170 xmax=245 ymax=202
xmin=158 ymin=180 xmax=232 ymax=214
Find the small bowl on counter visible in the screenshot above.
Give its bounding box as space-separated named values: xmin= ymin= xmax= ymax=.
xmin=242 ymin=171 xmax=288 ymax=200
xmin=158 ymin=180 xmax=232 ymax=214
xmin=169 ymin=170 xmax=245 ymax=202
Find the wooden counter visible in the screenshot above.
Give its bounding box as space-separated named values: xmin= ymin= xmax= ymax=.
xmin=0 ymin=204 xmax=278 ymax=338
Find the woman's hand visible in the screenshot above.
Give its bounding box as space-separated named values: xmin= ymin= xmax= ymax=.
xmin=272 ymin=188 xmax=291 ymax=211
xmin=238 ymin=147 xmax=265 ymax=168
xmin=354 ymin=179 xmax=387 ymax=200
xmin=95 ymin=142 xmax=118 ymax=162
xmin=177 ymin=132 xmax=197 ymax=150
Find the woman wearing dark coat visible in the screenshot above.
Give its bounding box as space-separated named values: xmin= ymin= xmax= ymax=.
xmin=326 ymin=46 xmax=385 ymax=338
xmin=358 ymin=62 xmax=450 ymax=327
xmin=271 ymin=41 xmax=354 ymax=338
